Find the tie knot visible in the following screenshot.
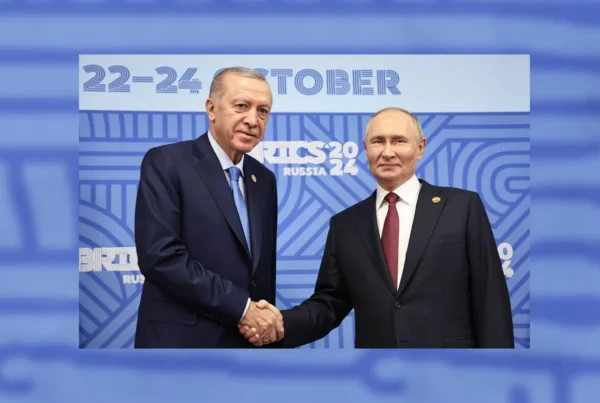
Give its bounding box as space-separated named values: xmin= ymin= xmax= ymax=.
xmin=228 ymin=167 xmax=242 ymax=182
xmin=385 ymin=192 xmax=399 ymax=205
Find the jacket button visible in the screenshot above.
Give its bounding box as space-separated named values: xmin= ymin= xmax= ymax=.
xmin=251 ymin=281 xmax=257 ymax=287
xmin=394 ymin=301 xmax=402 ymax=309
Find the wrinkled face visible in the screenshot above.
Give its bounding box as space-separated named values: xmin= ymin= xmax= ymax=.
xmin=363 ymin=110 xmax=426 ymax=191
xmin=206 ymin=73 xmax=272 ymax=163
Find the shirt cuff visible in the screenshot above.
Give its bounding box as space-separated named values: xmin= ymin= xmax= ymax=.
xmin=239 ymin=298 xmax=251 ymax=323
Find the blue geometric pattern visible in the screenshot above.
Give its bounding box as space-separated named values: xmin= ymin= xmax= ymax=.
xmin=78 ymin=110 xmax=529 ymax=349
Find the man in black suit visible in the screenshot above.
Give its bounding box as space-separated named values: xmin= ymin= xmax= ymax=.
xmin=240 ymin=107 xmax=514 ymax=348
xmin=134 ymin=67 xmax=283 ymax=348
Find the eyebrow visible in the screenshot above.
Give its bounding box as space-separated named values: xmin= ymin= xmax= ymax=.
xmin=232 ymin=98 xmax=270 ymax=108
xmin=370 ymin=134 xmax=408 ymax=139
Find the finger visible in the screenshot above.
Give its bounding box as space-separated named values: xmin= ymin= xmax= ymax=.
xmin=257 ymin=317 xmax=269 ymax=332
xmin=253 ymin=324 xmax=271 ymax=344
xmin=268 ymin=326 xmax=277 ymax=342
xmin=272 ymin=313 xmax=283 ymax=330
xmin=275 ymin=322 xmax=284 ymax=340
xmin=265 ymin=304 xmax=281 ymax=319
xmin=261 ymin=309 xmax=276 ymax=324
xmin=257 ymin=301 xmax=281 ymax=320
xmin=244 ymin=328 xmax=258 ymax=340
xmin=238 ymin=326 xmax=252 ymax=335
xmin=252 ymin=327 xmax=265 ymax=344
xmin=257 ymin=329 xmax=273 ymax=346
xmin=267 ymin=307 xmax=282 ymax=326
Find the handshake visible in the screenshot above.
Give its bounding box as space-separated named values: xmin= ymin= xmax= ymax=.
xmin=238 ymin=300 xmax=284 ymax=346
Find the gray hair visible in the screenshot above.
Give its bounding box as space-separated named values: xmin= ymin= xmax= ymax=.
xmin=209 ymin=67 xmax=268 ymax=100
xmin=364 ymin=107 xmax=424 ymax=143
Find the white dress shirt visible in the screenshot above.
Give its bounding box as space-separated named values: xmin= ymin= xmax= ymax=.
xmin=375 ymin=175 xmax=422 ymax=289
xmin=206 ymin=131 xmax=251 ymax=321
xmin=207 ymin=131 xmax=246 ymax=198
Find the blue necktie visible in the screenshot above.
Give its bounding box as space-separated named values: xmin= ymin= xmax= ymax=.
xmin=227 ymin=167 xmax=251 ymax=255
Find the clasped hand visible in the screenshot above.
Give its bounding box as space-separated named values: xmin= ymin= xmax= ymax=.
xmin=238 ymin=300 xmax=283 ymax=346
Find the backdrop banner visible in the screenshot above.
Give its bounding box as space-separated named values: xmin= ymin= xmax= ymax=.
xmin=78 ymin=54 xmax=530 ymax=349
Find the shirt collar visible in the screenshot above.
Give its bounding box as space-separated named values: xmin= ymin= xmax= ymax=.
xmin=376 ymin=175 xmax=421 ymax=209
xmin=207 ymin=130 xmax=245 ymax=176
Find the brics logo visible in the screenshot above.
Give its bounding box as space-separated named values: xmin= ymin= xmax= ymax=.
xmin=79 ymin=247 xmax=145 ymax=284
xmin=250 ymin=141 xmax=359 ymax=176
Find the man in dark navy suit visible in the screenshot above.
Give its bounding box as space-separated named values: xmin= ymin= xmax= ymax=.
xmin=134 ymin=67 xmax=283 ymax=348
xmin=241 ymin=107 xmax=514 ymax=348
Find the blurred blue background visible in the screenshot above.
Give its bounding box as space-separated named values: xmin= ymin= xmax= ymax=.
xmin=1 ymin=1 xmax=599 ymax=402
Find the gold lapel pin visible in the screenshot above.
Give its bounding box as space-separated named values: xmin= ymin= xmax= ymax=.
xmin=432 ymin=196 xmax=441 ymax=203
xmin=251 ymin=174 xmax=257 ymax=183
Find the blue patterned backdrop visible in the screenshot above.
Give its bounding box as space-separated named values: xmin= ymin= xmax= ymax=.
xmin=1 ymin=1 xmax=599 ymax=402
xmin=78 ymin=107 xmax=530 ymax=349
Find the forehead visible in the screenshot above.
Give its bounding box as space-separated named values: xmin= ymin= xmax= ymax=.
xmin=221 ymin=74 xmax=272 ymax=104
xmin=367 ymin=111 xmax=414 ymax=136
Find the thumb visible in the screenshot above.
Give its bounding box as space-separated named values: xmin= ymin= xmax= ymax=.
xmin=256 ymin=299 xmax=270 ymax=309
xmin=259 ymin=300 xmax=280 ymax=317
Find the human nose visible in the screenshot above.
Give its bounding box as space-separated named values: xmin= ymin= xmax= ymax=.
xmin=244 ymin=109 xmax=258 ymax=127
xmin=382 ymin=141 xmax=394 ymax=158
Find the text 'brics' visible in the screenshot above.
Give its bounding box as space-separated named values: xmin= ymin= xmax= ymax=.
xmin=224 ymin=68 xmax=401 ymax=96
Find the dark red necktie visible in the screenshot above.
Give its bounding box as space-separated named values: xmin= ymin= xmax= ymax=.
xmin=381 ymin=192 xmax=400 ymax=290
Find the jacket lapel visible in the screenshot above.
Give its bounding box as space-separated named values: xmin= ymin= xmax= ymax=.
xmin=355 ymin=192 xmax=398 ymax=296
xmin=243 ymin=161 xmax=262 ymax=273
xmin=397 ymin=180 xmax=446 ymax=296
xmin=191 ymin=134 xmax=251 ymax=260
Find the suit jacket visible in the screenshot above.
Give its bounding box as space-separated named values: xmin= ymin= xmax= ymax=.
xmin=281 ymin=179 xmax=514 ymax=348
xmin=133 ymin=133 xmax=278 ymax=348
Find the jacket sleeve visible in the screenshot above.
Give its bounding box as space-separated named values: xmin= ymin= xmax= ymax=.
xmin=280 ymin=217 xmax=354 ymax=348
xmin=134 ymin=146 xmax=249 ymax=327
xmin=467 ymin=192 xmax=515 ymax=348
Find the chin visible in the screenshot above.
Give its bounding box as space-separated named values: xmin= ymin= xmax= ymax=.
xmin=235 ymin=141 xmax=258 ymax=153
xmin=377 ymin=169 xmax=401 ymax=178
